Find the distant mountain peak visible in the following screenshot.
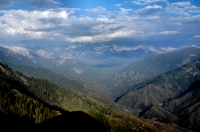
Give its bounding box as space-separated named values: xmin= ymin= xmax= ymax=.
xmin=71 ymin=67 xmax=84 ymax=74
xmin=36 ymin=49 xmax=52 ymax=59
xmin=111 ymin=44 xmax=164 ymax=54
xmin=0 ymin=44 xmax=33 ymax=59
xmin=56 ymin=55 xmax=73 ymax=66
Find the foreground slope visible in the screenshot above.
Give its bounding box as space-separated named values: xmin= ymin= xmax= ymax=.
xmin=0 ymin=62 xmax=192 ymax=132
xmin=0 ymin=62 xmax=107 ymax=131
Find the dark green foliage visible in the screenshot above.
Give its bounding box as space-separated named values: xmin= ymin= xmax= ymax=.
xmin=0 ymin=77 xmax=59 ymax=125
xmin=0 ymin=62 xmax=108 ymax=131
xmin=7 ymin=63 xmax=89 ymax=93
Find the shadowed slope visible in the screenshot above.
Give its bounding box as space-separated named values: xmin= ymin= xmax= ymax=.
xmin=34 ymin=111 xmax=107 ymax=132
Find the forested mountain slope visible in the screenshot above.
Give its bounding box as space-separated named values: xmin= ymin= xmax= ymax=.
xmin=115 ymin=59 xmax=200 ymax=131
xmin=116 ymin=58 xmax=200 ymax=109
xmin=0 ymin=62 xmax=192 ymax=132
xmin=139 ymin=80 xmax=200 ymax=131
xmin=0 ymin=76 xmax=107 ymax=132
xmin=107 ymin=47 xmax=200 ymax=96
xmin=7 ymin=63 xmax=99 ymax=97
xmin=0 ymin=45 xmax=111 ymax=98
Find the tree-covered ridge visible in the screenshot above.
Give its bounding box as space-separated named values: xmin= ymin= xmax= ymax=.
xmin=115 ymin=59 xmax=200 ymax=131
xmin=116 ymin=59 xmax=200 ymax=110
xmin=7 ymin=63 xmax=91 ymax=94
xmin=0 ymin=62 xmax=102 ymax=112
xmin=163 ymin=80 xmax=200 ymax=131
xmin=0 ymin=74 xmax=60 ymax=126
xmin=107 ymin=47 xmax=200 ymax=97
xmin=0 ymin=70 xmax=107 ymax=132
xmin=138 ymin=80 xmax=200 ymax=131
xmin=0 ymin=62 xmax=193 ymax=132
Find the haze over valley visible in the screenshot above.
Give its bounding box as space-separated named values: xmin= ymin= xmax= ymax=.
xmin=0 ymin=0 xmax=200 ymax=131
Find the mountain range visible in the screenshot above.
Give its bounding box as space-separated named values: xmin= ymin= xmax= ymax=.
xmin=114 ymin=58 xmax=200 ymax=131
xmin=0 ymin=44 xmax=181 ymax=71
xmin=106 ymin=46 xmax=200 ymax=97
xmin=0 ymin=61 xmax=193 ymax=132
xmin=0 ymin=45 xmax=111 ymax=98
xmin=0 ymin=44 xmax=200 ymax=131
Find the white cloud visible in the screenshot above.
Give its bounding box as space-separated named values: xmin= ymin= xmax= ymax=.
xmin=86 ymin=6 xmax=107 ymax=14
xmin=135 ymin=5 xmax=162 ymax=15
xmin=0 ymin=0 xmax=19 ymax=7
xmin=0 ymin=2 xmax=199 ymax=47
xmin=107 ymin=30 xmax=136 ymax=39
xmin=166 ymin=1 xmax=199 ymax=16
xmin=193 ymin=35 xmax=200 ymax=38
xmin=115 ymin=4 xmax=122 ymax=7
xmin=0 ymin=6 xmax=197 ymax=45
xmin=133 ymin=45 xmax=162 ymax=53
xmin=66 ymin=45 xmax=77 ymax=50
xmin=113 ymin=44 xmax=132 ymax=52
xmin=120 ymin=8 xmax=134 ymax=15
xmin=132 ymin=0 xmax=164 ymax=5
xmin=96 ymin=17 xmax=109 ymax=21
xmin=0 ymin=0 xmax=62 ymax=8
xmin=79 ymin=52 xmax=85 ymax=57
xmin=159 ymin=31 xmax=180 ymax=35
xmin=191 ymin=45 xmax=199 ymax=48
xmin=54 ymin=47 xmax=61 ymax=51
xmin=0 ymin=9 xmax=74 ymax=40
xmin=161 ymin=47 xmax=177 ymax=52
xmin=172 ymin=1 xmax=191 ymax=7
xmin=25 ymin=0 xmax=62 ymax=8
xmin=132 ymin=45 xmax=145 ymax=50
xmin=112 ymin=44 xmax=161 ymax=53
xmin=180 ymin=44 xmax=200 ymax=49
xmin=147 ymin=46 xmax=161 ymax=53
xmin=189 ymin=54 xmax=197 ymax=57
xmin=66 ymin=36 xmax=93 ymax=43
xmin=94 ymin=44 xmax=109 ymax=51
xmin=65 ymin=29 xmax=137 ymax=43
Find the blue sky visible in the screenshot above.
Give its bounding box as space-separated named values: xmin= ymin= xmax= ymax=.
xmin=0 ymin=0 xmax=200 ymax=51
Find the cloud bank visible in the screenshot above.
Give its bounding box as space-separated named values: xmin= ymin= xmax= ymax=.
xmin=0 ymin=0 xmax=199 ymax=48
